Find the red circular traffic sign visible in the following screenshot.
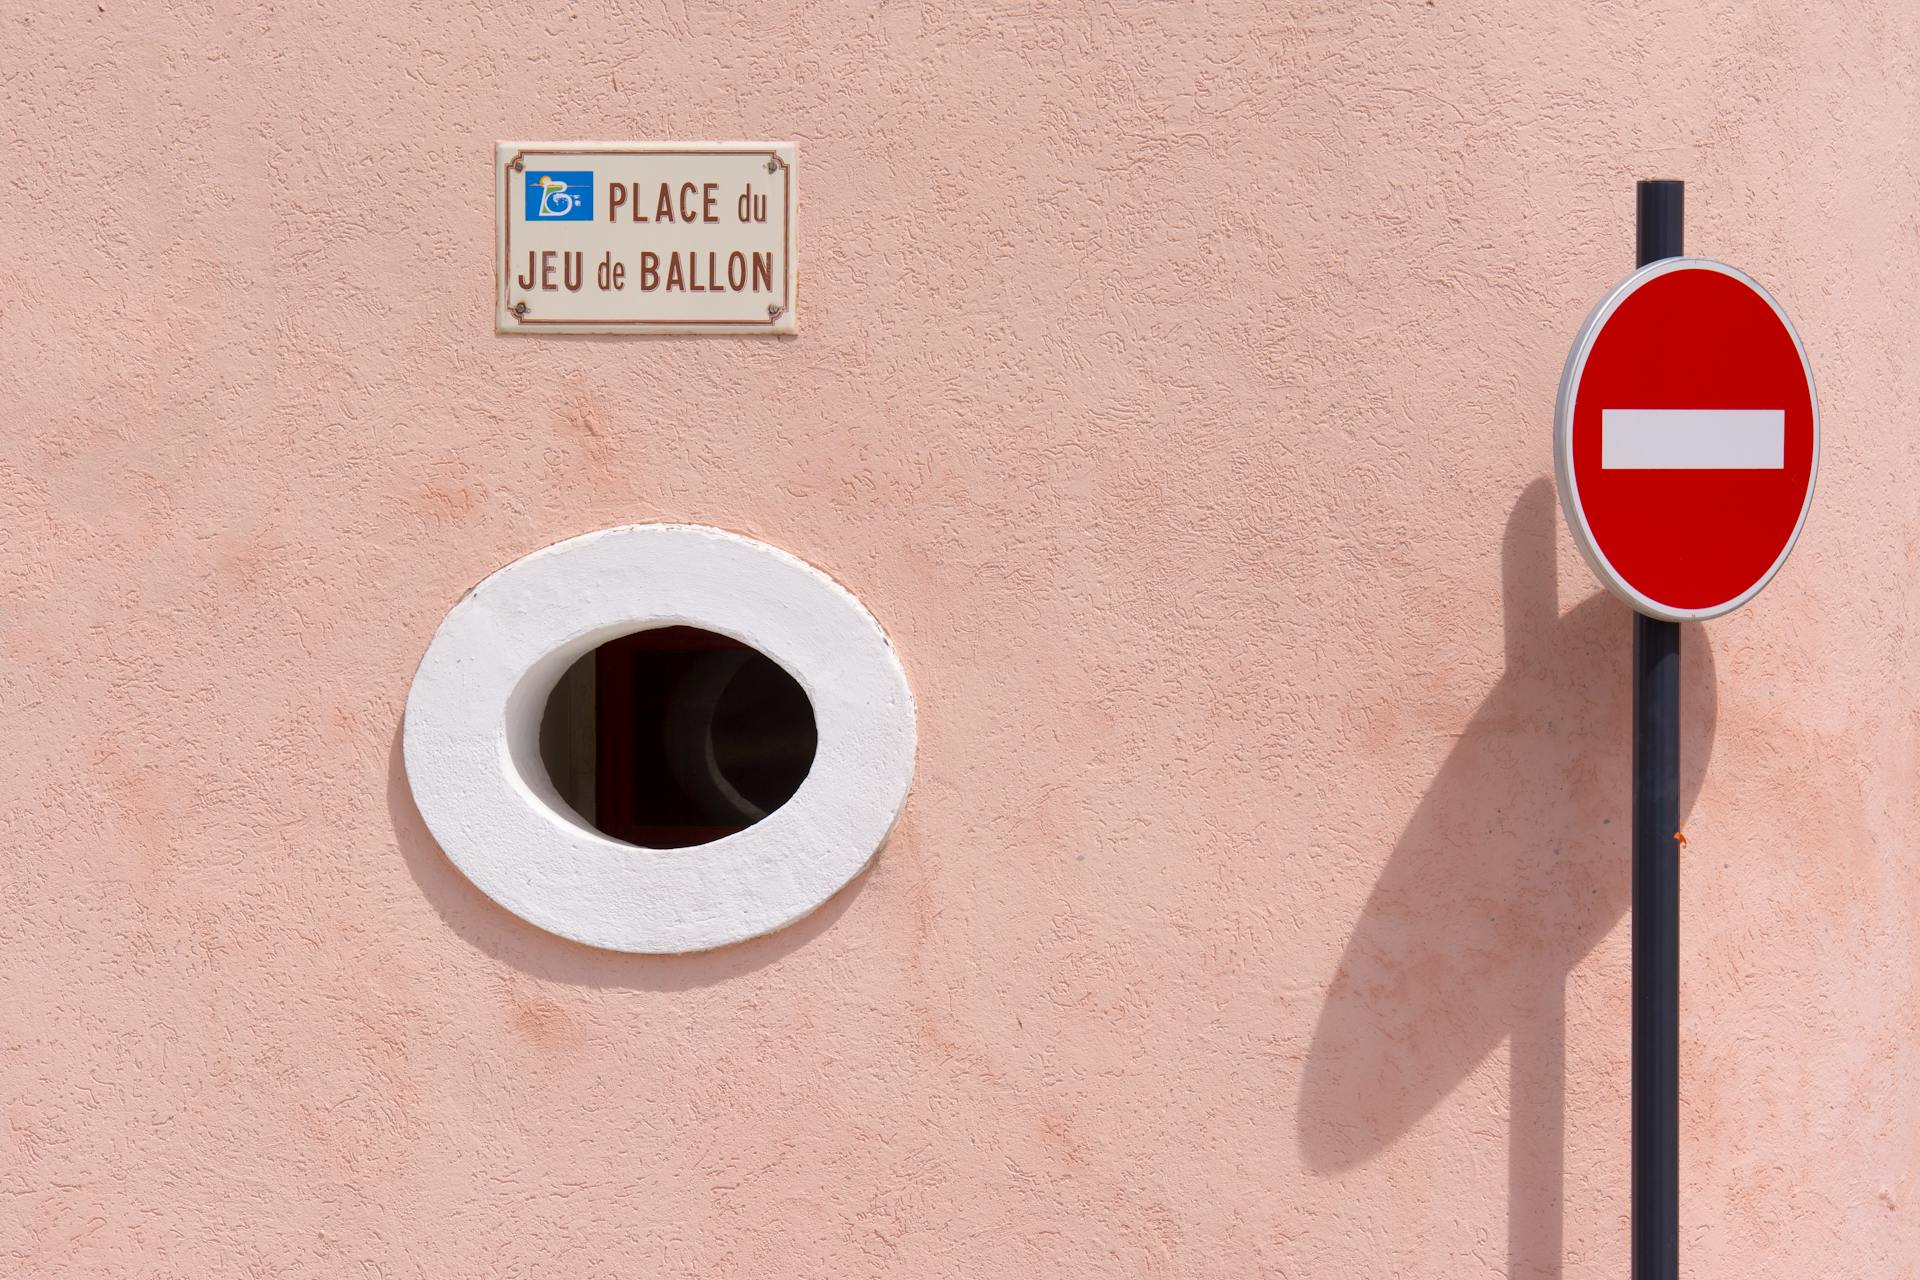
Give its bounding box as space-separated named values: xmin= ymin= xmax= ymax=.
xmin=1555 ymin=258 xmax=1818 ymax=622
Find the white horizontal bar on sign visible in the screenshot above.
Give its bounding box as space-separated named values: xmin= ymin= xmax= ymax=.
xmin=1600 ymin=409 xmax=1785 ymax=470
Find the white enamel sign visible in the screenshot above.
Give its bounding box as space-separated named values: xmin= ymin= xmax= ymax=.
xmin=495 ymin=142 xmax=796 ymax=334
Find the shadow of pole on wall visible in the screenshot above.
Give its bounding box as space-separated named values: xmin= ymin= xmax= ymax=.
xmin=1296 ymin=478 xmax=1718 ymax=1278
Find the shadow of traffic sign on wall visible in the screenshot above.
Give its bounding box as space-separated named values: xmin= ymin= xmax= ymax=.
xmin=1297 ymin=478 xmax=1718 ymax=1270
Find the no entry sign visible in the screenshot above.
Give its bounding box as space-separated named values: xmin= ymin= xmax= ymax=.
xmin=1555 ymin=258 xmax=1818 ymax=621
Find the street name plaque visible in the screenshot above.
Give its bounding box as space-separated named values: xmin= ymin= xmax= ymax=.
xmin=496 ymin=142 xmax=797 ymax=335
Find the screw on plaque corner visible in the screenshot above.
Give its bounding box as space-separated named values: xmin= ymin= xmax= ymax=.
xmin=512 ymin=301 xmax=529 ymax=318
xmin=767 ymin=304 xmax=786 ymax=321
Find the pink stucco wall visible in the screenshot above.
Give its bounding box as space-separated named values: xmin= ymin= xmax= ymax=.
xmin=3 ymin=2 xmax=1917 ymax=1275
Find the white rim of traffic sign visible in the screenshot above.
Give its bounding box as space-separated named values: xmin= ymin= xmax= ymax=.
xmin=1553 ymin=257 xmax=1820 ymax=623
xmin=402 ymin=524 xmax=917 ymax=953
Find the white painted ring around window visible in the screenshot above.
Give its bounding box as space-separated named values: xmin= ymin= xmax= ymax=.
xmin=402 ymin=524 xmax=916 ymax=953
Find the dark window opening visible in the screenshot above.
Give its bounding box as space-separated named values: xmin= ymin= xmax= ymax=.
xmin=538 ymin=627 xmax=817 ymax=849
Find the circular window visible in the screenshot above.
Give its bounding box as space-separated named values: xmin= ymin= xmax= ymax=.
xmin=537 ymin=626 xmax=819 ymax=849
xmin=403 ymin=525 xmax=916 ymax=953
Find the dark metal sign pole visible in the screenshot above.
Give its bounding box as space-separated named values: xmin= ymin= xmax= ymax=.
xmin=1631 ymin=177 xmax=1683 ymax=1280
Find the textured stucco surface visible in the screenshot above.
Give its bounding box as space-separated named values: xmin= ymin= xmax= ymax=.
xmin=2 ymin=2 xmax=1917 ymax=1276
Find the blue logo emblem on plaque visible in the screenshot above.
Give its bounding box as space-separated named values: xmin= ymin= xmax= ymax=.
xmin=526 ymin=171 xmax=593 ymax=221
